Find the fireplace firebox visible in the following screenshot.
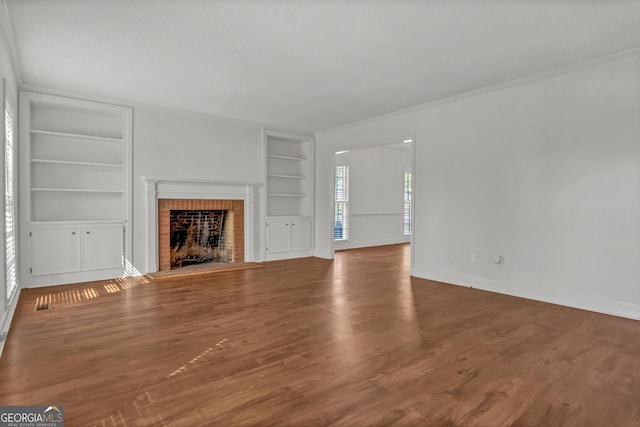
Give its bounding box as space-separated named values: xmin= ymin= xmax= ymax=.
xmin=158 ymin=199 xmax=244 ymax=271
xmin=170 ymin=210 xmax=232 ymax=268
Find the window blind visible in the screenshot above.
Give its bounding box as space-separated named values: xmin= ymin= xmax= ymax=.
xmin=334 ymin=165 xmax=349 ymax=241
xmin=5 ymin=104 xmax=17 ymax=300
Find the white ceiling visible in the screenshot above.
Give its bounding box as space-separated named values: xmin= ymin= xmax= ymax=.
xmin=7 ymin=1 xmax=640 ymax=132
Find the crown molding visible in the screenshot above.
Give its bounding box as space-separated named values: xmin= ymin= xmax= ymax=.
xmin=0 ymin=0 xmax=22 ymax=86
xmin=316 ymin=47 xmax=640 ymax=136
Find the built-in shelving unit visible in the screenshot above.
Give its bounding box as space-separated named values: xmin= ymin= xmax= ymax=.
xmin=265 ymin=134 xmax=313 ymax=217
xmin=19 ymin=91 xmax=133 ymax=287
xmin=263 ymin=130 xmax=314 ymax=261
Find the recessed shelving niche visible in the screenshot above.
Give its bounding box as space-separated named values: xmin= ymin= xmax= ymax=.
xmin=263 ymin=131 xmax=314 ymax=260
xmin=20 ymin=91 xmax=133 ymax=287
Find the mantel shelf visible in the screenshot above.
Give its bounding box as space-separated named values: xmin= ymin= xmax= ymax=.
xmin=143 ymin=177 xmax=261 ymax=186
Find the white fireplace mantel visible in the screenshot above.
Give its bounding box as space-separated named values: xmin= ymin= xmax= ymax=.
xmin=144 ymin=177 xmax=261 ymax=272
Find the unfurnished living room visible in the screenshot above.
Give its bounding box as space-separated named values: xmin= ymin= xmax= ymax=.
xmin=1 ymin=1 xmax=640 ymax=426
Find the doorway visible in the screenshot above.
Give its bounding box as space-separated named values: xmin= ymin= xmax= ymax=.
xmin=332 ymin=138 xmax=414 ymax=256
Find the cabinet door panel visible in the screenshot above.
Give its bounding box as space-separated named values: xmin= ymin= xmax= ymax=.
xmin=267 ymin=220 xmax=291 ymax=253
xmin=30 ymin=226 xmax=81 ymax=276
xmin=83 ymin=225 xmax=124 ymax=271
xmin=290 ymin=220 xmax=311 ymax=251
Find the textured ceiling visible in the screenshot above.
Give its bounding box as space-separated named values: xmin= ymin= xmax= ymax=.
xmin=7 ymin=0 xmax=640 ymax=132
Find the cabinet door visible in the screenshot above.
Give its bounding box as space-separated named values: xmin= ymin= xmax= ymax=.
xmin=267 ymin=220 xmax=291 ymax=253
xmin=290 ymin=219 xmax=311 ymax=251
xmin=30 ymin=226 xmax=81 ymax=276
xmin=83 ymin=225 xmax=124 ymax=271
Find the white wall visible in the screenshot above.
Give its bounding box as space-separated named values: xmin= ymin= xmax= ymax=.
xmin=334 ymin=146 xmax=412 ymax=250
xmin=132 ymin=105 xmax=264 ymax=273
xmin=316 ymin=53 xmax=640 ymax=320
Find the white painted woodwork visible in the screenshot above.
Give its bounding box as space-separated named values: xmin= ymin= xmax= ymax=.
xmin=29 ymin=224 xmax=125 ymax=276
xmin=82 ymin=224 xmax=124 ymax=271
xmin=143 ymin=177 xmax=259 ymax=273
xmin=290 ymin=219 xmax=311 ymax=251
xmin=265 ymin=217 xmax=312 ymax=260
xmin=29 ymin=226 xmax=81 ymax=276
xmin=19 ymin=91 xmax=132 ymax=287
xmin=263 ymin=130 xmax=314 ymax=260
xmin=266 ymin=219 xmax=291 ymax=254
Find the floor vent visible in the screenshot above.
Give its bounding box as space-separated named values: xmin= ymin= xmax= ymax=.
xmin=35 ymin=302 xmax=50 ymax=311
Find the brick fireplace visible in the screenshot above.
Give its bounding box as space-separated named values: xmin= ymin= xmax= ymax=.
xmin=145 ymin=178 xmax=258 ymax=273
xmin=158 ymin=199 xmax=244 ymax=271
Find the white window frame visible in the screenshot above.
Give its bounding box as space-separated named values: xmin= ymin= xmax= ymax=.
xmin=403 ymin=171 xmax=412 ymax=236
xmin=3 ymin=80 xmax=18 ymax=306
xmin=334 ymin=165 xmax=349 ymax=241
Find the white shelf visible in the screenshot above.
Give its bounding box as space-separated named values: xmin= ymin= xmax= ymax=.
xmin=31 ymin=129 xmax=124 ymax=143
xmin=267 ymin=193 xmax=305 ymax=197
xmin=30 ymin=219 xmax=126 ymax=226
xmin=267 ymin=174 xmax=305 ymax=179
xmin=31 ymin=188 xmax=124 ymax=193
xmin=267 ymin=154 xmax=306 ymax=161
xmin=31 ymin=158 xmax=123 ymax=168
xmin=265 ymin=132 xmax=314 ymax=220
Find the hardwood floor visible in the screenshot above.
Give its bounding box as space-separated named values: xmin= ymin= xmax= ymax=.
xmin=1 ymin=243 xmax=640 ymax=426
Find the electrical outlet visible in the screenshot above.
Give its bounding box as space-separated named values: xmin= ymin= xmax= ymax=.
xmin=493 ymin=255 xmax=504 ymax=267
xmin=470 ymin=253 xmax=477 ymax=263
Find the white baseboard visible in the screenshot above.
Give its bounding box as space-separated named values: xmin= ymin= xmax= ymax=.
xmin=0 ymin=288 xmax=21 ymax=359
xmin=335 ymin=237 xmax=410 ymax=251
xmin=23 ymin=267 xmax=126 ymax=288
xmin=412 ymin=269 xmax=640 ymax=321
xmin=264 ymin=249 xmax=314 ymax=262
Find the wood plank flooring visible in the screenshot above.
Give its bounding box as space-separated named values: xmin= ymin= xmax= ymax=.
xmin=1 ymin=243 xmax=640 ymax=426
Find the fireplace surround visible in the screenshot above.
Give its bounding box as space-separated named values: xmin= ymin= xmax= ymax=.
xmin=144 ymin=177 xmax=259 ymax=273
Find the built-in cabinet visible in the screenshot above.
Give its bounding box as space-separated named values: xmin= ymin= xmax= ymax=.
xmin=266 ymin=217 xmax=311 ymax=254
xmin=263 ymin=131 xmax=314 ymax=261
xmin=29 ymin=224 xmax=124 ymax=276
xmin=19 ymin=91 xmax=132 ymax=286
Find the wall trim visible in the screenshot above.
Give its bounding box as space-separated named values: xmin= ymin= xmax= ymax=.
xmin=350 ymin=212 xmax=403 ymax=216
xmin=316 ymin=47 xmax=640 ymax=136
xmin=335 ymin=237 xmax=410 ymax=251
xmin=0 ymin=0 xmax=22 ymax=85
xmin=412 ymin=269 xmax=640 ymax=321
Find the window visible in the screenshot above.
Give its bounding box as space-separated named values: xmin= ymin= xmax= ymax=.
xmin=403 ymin=171 xmax=412 ymax=235
xmin=4 ymin=93 xmax=17 ymax=301
xmin=334 ymin=165 xmax=349 ymax=241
